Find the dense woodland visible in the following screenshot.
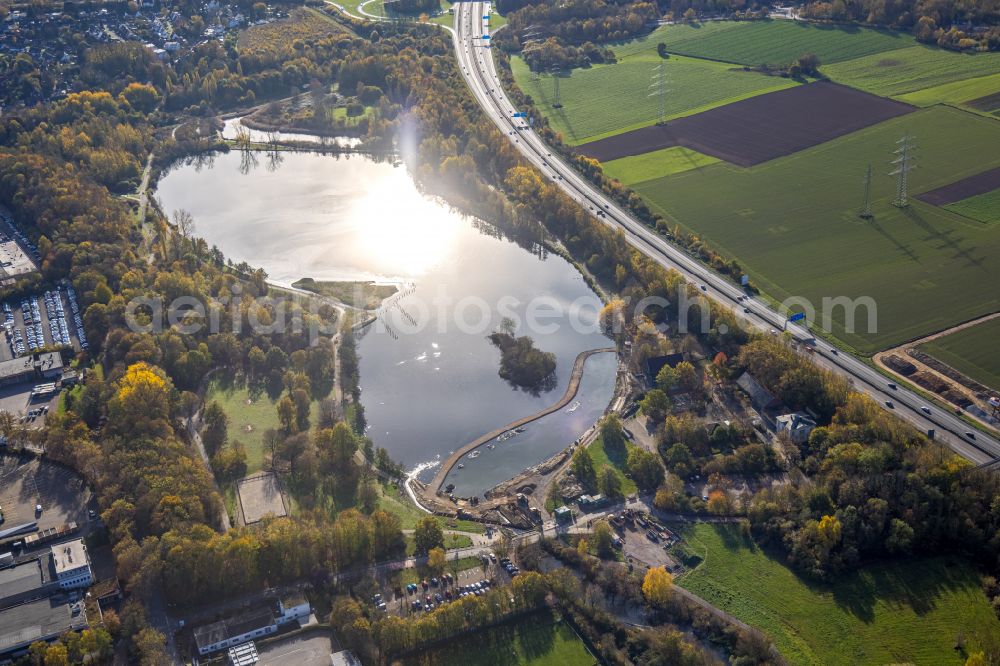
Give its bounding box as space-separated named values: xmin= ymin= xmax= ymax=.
xmin=0 ymin=2 xmax=999 ymax=664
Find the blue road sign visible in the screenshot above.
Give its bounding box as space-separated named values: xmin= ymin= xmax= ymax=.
xmin=512 ymin=112 xmax=526 ymax=118
xmin=788 ymin=312 xmax=806 ymax=322
xmin=484 ymin=14 xmax=490 ymax=19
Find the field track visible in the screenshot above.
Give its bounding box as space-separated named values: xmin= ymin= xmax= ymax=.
xmin=918 ymin=166 xmax=1000 ymax=206
xmin=577 ymin=81 xmax=914 ymax=166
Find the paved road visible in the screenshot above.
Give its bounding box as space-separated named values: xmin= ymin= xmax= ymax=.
xmin=451 ymin=1 xmax=1000 ymax=466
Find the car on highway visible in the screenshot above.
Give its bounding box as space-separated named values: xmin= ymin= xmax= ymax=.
xmin=921 ymin=406 xmax=931 ymax=415
xmin=966 ymin=431 xmax=976 ymax=439
xmin=887 ymin=382 xmax=897 ymax=390
xmin=699 ymin=284 xmax=707 ymax=291
xmin=885 ymin=401 xmax=894 ymax=409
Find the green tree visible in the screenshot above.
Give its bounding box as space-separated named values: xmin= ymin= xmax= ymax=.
xmin=627 ymin=447 xmax=665 ymax=492
xmin=593 ymin=521 xmax=615 ymax=559
xmin=201 ymin=400 xmax=228 ymax=455
xmin=413 ymin=516 xmax=444 ymax=555
xmin=639 ymin=388 xmax=670 ymax=421
xmin=572 ymin=446 xmax=597 ymax=492
xmin=599 ymin=466 xmax=623 ymax=500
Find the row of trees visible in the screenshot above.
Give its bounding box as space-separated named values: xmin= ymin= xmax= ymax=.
xmin=495 ymin=0 xmax=660 ymax=56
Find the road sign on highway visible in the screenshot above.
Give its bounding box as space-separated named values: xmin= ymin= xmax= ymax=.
xmin=788 ymin=312 xmax=806 ymax=322
xmin=512 ymin=112 xmax=526 ymax=118
xmin=482 ymin=34 xmax=490 ymax=39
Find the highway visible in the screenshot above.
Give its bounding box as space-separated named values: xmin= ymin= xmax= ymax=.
xmin=452 ymin=0 xmax=1000 ymax=465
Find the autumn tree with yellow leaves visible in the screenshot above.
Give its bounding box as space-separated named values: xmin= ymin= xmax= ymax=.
xmin=642 ymin=566 xmax=673 ymax=608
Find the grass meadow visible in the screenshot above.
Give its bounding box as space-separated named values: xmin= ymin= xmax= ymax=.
xmin=825 ymin=45 xmax=1000 ymax=97
xmin=674 ymin=523 xmax=1000 ymax=665
xmin=587 ymin=435 xmax=638 ymax=497
xmin=919 ymin=316 xmax=1000 ymax=391
xmin=602 ymin=146 xmax=720 ymax=182
xmin=649 ymin=20 xmax=910 ymax=66
xmin=945 ymin=187 xmax=1000 ymax=225
xmin=896 ymin=71 xmax=1000 ymax=108
xmin=621 ymin=105 xmax=1000 ymax=353
xmin=402 ymin=610 xmax=597 ymax=665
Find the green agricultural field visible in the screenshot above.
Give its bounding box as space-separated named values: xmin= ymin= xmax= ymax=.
xmin=945 ymin=187 xmax=1000 ymax=224
xmin=511 ymin=53 xmax=797 ymax=145
xmin=587 ymin=435 xmax=638 ymax=496
xmin=602 ymin=146 xmax=719 ymax=182
xmin=920 ymin=316 xmax=1000 ymax=391
xmin=896 ymin=71 xmax=1000 ymax=108
xmin=627 ymin=106 xmax=1000 ymax=353
xmin=825 ymin=45 xmax=1000 ymax=97
xmin=403 ymin=610 xmax=597 ymax=665
xmin=649 ymin=20 xmax=909 ymax=66
xmin=674 ymin=523 xmax=1000 ymax=665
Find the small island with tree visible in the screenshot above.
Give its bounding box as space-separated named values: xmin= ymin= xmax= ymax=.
xmin=488 ymin=318 xmax=557 ymax=393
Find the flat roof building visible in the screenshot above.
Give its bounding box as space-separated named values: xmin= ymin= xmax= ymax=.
xmin=0 ymin=597 xmax=87 ymax=659
xmin=51 ymin=539 xmax=92 ymax=590
xmin=0 ymin=352 xmax=63 ymax=387
xmin=0 ymin=557 xmax=55 ymax=609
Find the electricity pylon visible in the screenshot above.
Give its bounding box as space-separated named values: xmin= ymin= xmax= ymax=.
xmin=860 ymin=163 xmax=873 ymax=219
xmin=649 ymin=63 xmax=669 ymax=124
xmin=890 ymin=135 xmax=916 ymax=208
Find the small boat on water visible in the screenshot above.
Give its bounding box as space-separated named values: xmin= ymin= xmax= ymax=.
xmin=457 ymin=463 xmax=464 ymax=469
xmin=566 ymin=400 xmax=581 ymax=413
xmin=497 ymin=426 xmax=527 ymax=443
xmin=487 ymin=444 xmax=495 ymax=450
xmin=467 ymin=450 xmax=481 ymax=459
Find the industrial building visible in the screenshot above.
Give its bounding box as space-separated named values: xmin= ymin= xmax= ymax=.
xmin=193 ymin=595 xmax=311 ymax=656
xmin=0 ymin=597 xmax=87 ymax=658
xmin=51 ymin=539 xmax=93 ymax=590
xmin=0 ymin=539 xmax=94 ymax=659
xmin=0 ymin=352 xmax=63 ymax=388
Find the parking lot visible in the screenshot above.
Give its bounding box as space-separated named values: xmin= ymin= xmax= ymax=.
xmin=0 ymin=382 xmax=59 ymax=424
xmin=377 ymin=555 xmax=517 ymax=618
xmin=0 ymin=454 xmax=94 ymax=548
xmin=0 ymin=285 xmax=87 ymax=362
xmin=257 ymin=629 xmax=335 ymax=666
xmin=0 ymin=212 xmax=39 ymax=283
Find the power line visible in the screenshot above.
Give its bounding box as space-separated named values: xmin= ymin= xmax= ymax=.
xmin=859 ymin=163 xmax=873 ymax=220
xmin=549 ymin=67 xmax=561 ymax=108
xmin=889 ymin=134 xmax=916 ymax=208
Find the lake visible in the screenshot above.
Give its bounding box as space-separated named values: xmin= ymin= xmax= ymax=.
xmin=156 ymin=149 xmax=616 ymax=494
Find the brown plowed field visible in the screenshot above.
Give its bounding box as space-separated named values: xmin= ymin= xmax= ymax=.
xmin=917 ymin=166 xmax=1000 ymax=206
xmin=576 ymin=81 xmax=915 ymax=167
xmin=966 ymin=91 xmax=1000 ymax=112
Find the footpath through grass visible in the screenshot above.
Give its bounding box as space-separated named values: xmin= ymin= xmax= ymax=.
xmin=628 ymin=105 xmax=1000 ymax=353
xmin=919 ymin=316 xmax=1000 ymax=391
xmin=511 ymin=52 xmax=797 ymax=145
xmin=650 ymin=20 xmax=909 ymax=66
xmin=402 ymin=609 xmax=597 ymax=665
xmin=675 ymin=523 xmax=1000 ymax=665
